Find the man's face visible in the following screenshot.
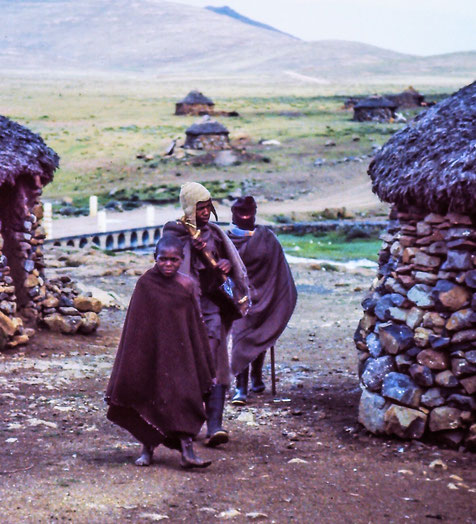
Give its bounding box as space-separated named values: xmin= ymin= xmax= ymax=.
xmin=232 ymin=208 xmax=256 ymax=231
xmin=156 ymin=246 xmax=183 ymax=278
xmin=195 ymin=200 xmax=212 ymax=227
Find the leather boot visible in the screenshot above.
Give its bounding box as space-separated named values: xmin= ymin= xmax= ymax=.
xmin=231 ymin=367 xmax=248 ymax=405
xmin=250 ymin=351 xmax=266 ymax=393
xmin=180 ymin=437 xmax=211 ymax=469
xmin=205 ymin=384 xmax=229 ymax=447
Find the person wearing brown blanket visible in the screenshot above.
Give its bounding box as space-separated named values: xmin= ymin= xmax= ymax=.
xmin=228 ymin=196 xmax=297 ymax=405
xmin=163 ymin=182 xmax=249 ymax=446
xmin=105 ymin=234 xmax=215 ymax=469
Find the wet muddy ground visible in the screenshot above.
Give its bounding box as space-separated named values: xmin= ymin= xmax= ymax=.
xmin=0 ymin=252 xmax=474 ymax=523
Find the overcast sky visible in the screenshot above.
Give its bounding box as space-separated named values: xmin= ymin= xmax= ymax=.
xmin=180 ymin=0 xmax=476 ymax=56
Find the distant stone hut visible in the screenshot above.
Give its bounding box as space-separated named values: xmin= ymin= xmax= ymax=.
xmin=184 ymin=117 xmax=230 ymax=150
xmin=0 ymin=116 xmax=101 ymax=350
xmin=353 ymin=96 xmax=398 ymax=123
xmin=354 ymin=82 xmax=476 ymax=449
xmin=386 ymin=86 xmax=425 ymax=109
xmin=175 ymin=90 xmax=215 ymax=116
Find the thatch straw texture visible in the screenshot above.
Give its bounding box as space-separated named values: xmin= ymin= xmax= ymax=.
xmin=0 ymin=116 xmax=59 ymax=187
xmin=179 ymin=90 xmax=214 ymax=105
xmin=369 ymin=81 xmax=476 ymax=215
xmin=186 ymin=119 xmax=229 ymax=136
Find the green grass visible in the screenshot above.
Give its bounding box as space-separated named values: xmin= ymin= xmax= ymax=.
xmin=277 ymin=232 xmax=381 ymax=261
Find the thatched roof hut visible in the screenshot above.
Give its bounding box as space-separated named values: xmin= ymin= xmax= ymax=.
xmin=0 ymin=116 xmax=100 ymax=350
xmin=369 ymin=81 xmax=476 ymax=216
xmin=175 ymin=90 xmax=215 ymax=116
xmin=353 ymin=96 xmax=398 ymax=123
xmin=355 ymin=81 xmax=476 ymax=449
xmin=0 ymin=115 xmax=59 ymax=188
xmin=184 ymin=117 xmax=230 ymax=150
xmin=386 ymin=87 xmax=425 ymax=109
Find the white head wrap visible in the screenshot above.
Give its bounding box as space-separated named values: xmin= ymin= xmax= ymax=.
xmin=179 ymin=182 xmax=213 ymax=225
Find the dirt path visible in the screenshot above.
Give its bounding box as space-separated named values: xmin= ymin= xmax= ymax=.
xmin=0 ymin=253 xmax=474 ymax=523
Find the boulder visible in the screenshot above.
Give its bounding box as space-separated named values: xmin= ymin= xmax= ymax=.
xmin=413 ymin=327 xmax=431 ymax=348
xmin=409 ymin=363 xmax=434 ymax=387
xmin=432 ymin=280 xmax=470 ymax=311
xmin=395 ymin=353 xmax=414 ymax=373
xmin=0 ymin=310 xmax=16 ymax=337
xmin=407 ymin=284 xmax=435 ymax=308
xmin=73 ymin=296 xmax=103 ymax=313
xmin=379 ymin=323 xmax=414 ymax=354
xmin=434 ymin=370 xmax=459 ymax=388
xmin=42 ymin=313 xmax=81 ymax=334
xmin=361 ymin=356 xmax=395 ymax=391
xmin=381 ymin=372 xmax=422 ymax=408
xmin=406 ymin=307 xmax=424 ymax=329
xmin=441 ymin=250 xmax=473 ymax=271
xmin=79 ymin=312 xmax=100 ymax=334
xmin=414 ymin=251 xmax=440 ymax=268
xmin=447 ymin=393 xmax=476 ymax=411
xmin=375 ymin=294 xmax=406 ymax=321
xmin=465 ymin=270 xmax=476 ymax=288
xmin=366 ymin=332 xmax=382 ymax=358
xmin=446 ymin=309 xmax=475 ymax=331
xmin=358 ymin=389 xmax=389 ymax=434
xmin=421 ymin=387 xmax=446 ymax=408
xmin=429 ymin=407 xmax=463 ymax=431
xmin=384 ymin=405 xmax=427 ymax=439
xmin=417 ymin=349 xmax=449 ymax=370
xmin=451 ymin=329 xmax=476 ymax=344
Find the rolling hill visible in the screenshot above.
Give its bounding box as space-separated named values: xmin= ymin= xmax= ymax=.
xmin=1 ymin=0 xmax=475 ymax=79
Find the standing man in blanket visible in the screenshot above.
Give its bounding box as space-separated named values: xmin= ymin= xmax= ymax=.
xmin=163 ymin=182 xmax=249 ymax=446
xmin=228 ymin=196 xmax=297 ymax=405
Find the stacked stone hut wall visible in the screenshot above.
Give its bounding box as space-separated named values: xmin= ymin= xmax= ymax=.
xmin=184 ymin=133 xmax=230 ymax=151
xmin=355 ymin=82 xmax=476 ymax=449
xmin=0 ymin=116 xmax=101 ymax=351
xmin=353 ymin=107 xmax=394 ymax=123
xmin=175 ymin=103 xmax=214 ymax=116
xmin=356 ymin=209 xmax=476 ymax=448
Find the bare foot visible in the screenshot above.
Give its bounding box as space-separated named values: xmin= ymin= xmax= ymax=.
xmin=135 ymin=445 xmax=153 ymax=466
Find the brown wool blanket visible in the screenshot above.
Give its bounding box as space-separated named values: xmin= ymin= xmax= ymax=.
xmin=105 ymin=266 xmax=215 ymax=450
xmin=229 ymin=226 xmax=297 ymax=375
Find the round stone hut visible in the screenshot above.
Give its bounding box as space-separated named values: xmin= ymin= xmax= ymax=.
xmin=175 ymin=90 xmax=215 ymax=116
xmin=355 ymin=81 xmax=476 ymax=449
xmin=353 ymin=95 xmax=398 ymax=123
xmin=184 ymin=116 xmax=230 ymax=151
xmin=0 ymin=116 xmax=101 ymax=350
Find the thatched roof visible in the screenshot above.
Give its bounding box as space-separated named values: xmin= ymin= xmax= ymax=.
xmin=354 ymin=96 xmax=398 ymax=110
xmin=178 ymin=90 xmax=214 ymax=106
xmin=386 ymin=87 xmax=425 ymax=108
xmin=186 ymin=118 xmax=229 ymax=136
xmin=0 ymin=115 xmax=59 ymax=188
xmin=369 ymin=81 xmax=476 ymax=215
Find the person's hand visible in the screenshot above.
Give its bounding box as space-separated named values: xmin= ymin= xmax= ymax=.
xmin=191 ymin=237 xmax=206 ymax=251
xmin=216 ymin=258 xmax=231 ymax=274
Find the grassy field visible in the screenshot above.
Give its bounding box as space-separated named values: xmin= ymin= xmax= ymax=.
xmin=277 ymin=232 xmax=382 ymax=261
xmin=0 ymin=73 xmax=455 ymax=211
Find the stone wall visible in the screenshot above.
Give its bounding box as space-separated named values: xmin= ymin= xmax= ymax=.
xmin=353 ymin=107 xmax=394 ymax=123
xmin=184 ymin=134 xmax=230 ymax=150
xmin=175 ymin=103 xmax=214 ymax=116
xmin=355 ymin=209 xmax=476 ymax=449
xmin=0 ymin=201 xmax=101 ymax=350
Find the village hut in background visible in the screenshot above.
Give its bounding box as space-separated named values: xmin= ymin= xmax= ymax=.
xmin=386 ymin=86 xmax=425 ymax=109
xmin=0 ymin=116 xmax=101 ymax=350
xmin=353 ymin=95 xmax=398 ymax=123
xmin=184 ymin=116 xmax=230 ymax=150
xmin=354 ymin=81 xmax=476 ymax=449
xmin=175 ymin=90 xmax=215 ymax=116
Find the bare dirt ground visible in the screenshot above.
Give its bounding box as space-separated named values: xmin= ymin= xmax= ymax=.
xmin=0 ymin=250 xmax=474 ymax=523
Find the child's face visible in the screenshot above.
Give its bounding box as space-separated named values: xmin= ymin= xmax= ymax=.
xmin=156 ymin=246 xmax=183 ymax=278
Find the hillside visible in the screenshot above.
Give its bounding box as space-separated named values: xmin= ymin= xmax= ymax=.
xmin=1 ymin=0 xmax=475 ymax=79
